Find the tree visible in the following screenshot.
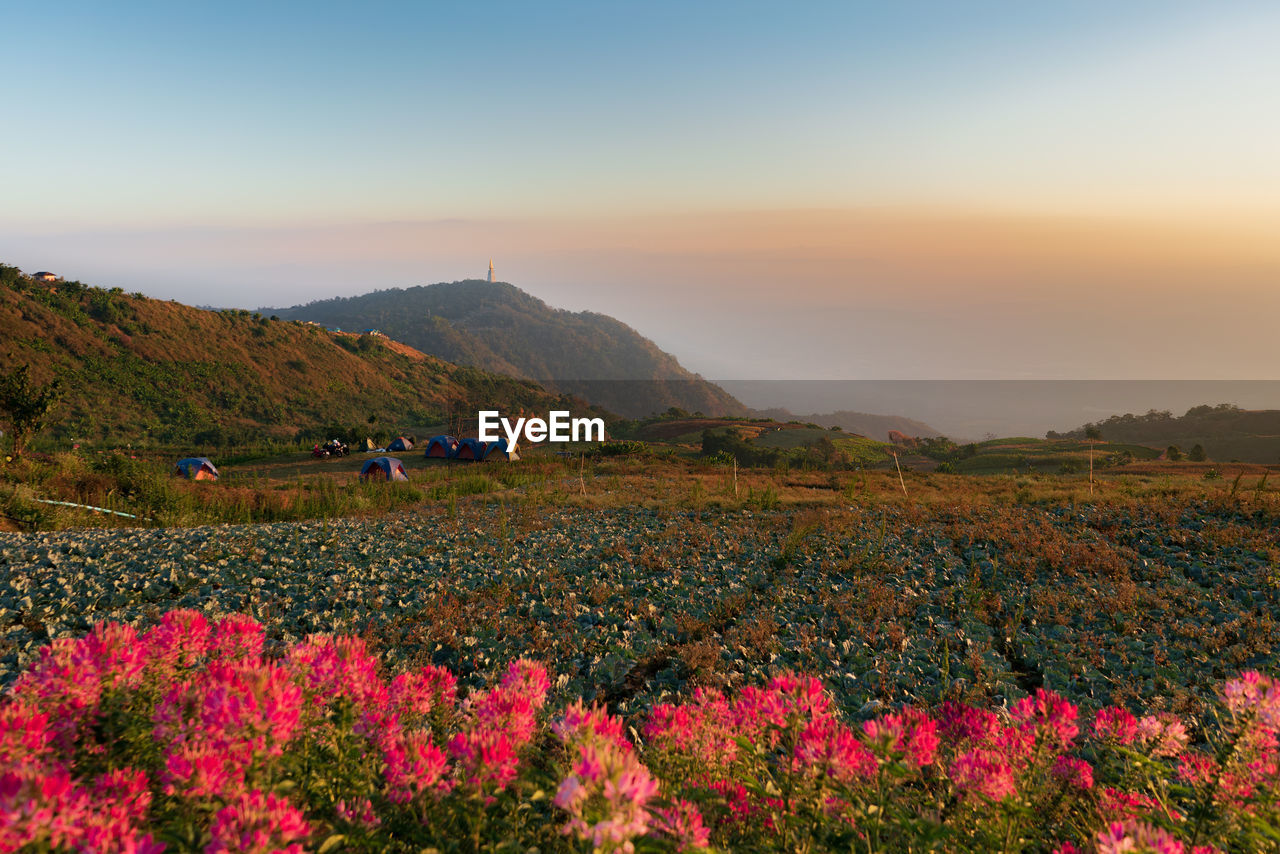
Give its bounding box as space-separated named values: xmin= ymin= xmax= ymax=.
xmin=0 ymin=364 xmax=61 ymax=459
xmin=1165 ymin=445 xmax=1183 ymax=462
xmin=1188 ymin=443 xmax=1207 ymax=462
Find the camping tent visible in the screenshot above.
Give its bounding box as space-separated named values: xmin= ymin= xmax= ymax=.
xmin=360 ymin=456 xmax=409 ymax=481
xmin=387 ymin=436 xmax=414 ymax=452
xmin=453 ymin=438 xmax=486 ymax=461
xmin=483 ymin=437 xmax=520 ymax=461
xmin=173 ymin=457 xmax=219 ymax=480
xmin=425 ymin=435 xmax=459 ymax=458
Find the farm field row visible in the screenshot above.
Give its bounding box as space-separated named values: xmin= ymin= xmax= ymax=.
xmin=3 ymin=498 xmax=1276 ymax=721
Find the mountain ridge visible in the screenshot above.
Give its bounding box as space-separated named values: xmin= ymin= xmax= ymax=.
xmin=748 ymin=408 xmax=944 ymax=442
xmin=265 ymin=280 xmax=746 ymax=419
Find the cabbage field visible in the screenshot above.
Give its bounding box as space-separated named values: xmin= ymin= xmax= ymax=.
xmin=4 ymin=498 xmax=1276 ymax=722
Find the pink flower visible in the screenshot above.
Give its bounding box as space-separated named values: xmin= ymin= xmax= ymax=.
xmin=554 ymin=700 xmax=632 ymax=752
xmin=1222 ymin=671 xmax=1280 ymax=729
xmin=1135 ymin=714 xmax=1189 ymax=759
xmin=335 ymin=797 xmax=381 ymax=828
xmin=797 ymin=718 xmax=877 ymax=784
xmin=501 ymin=659 xmax=550 ymax=706
xmin=554 ymin=741 xmax=659 ymax=854
xmin=1052 ymin=755 xmax=1094 ymax=790
xmin=211 ymin=614 xmax=265 ymax=662
xmin=1098 ymin=787 xmax=1181 ymax=823
xmin=1011 ymin=689 xmax=1080 ymax=751
xmin=1096 ymin=820 xmax=1185 ymax=854
xmin=155 ymin=659 xmax=303 ymax=800
xmin=939 ymin=702 xmax=1002 ymax=745
xmin=448 ymin=727 xmax=521 ymax=793
xmin=862 ymin=707 xmax=940 ymax=769
xmin=646 ymin=690 xmax=738 ymax=769
xmin=384 ymin=730 xmax=451 ymax=803
xmin=206 ymin=789 xmax=311 ymax=854
xmin=0 ymin=701 xmax=53 ymax=768
xmin=9 ymin=638 xmax=104 ymax=745
xmin=652 ymin=799 xmax=711 ymax=851
xmin=79 ymin=621 xmax=147 ymax=690
xmin=142 ymin=609 xmax=212 ymax=674
xmin=389 ymin=664 xmax=458 ymax=721
xmin=950 ymin=748 xmax=1018 ymax=802
xmin=1095 ymin=706 xmax=1140 ymax=745
xmin=1177 ymin=751 xmax=1217 ymax=787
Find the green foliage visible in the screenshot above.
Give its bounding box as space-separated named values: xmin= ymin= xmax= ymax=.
xmin=0 ymin=363 xmax=62 ymax=458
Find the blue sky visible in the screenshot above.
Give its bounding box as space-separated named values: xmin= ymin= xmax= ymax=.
xmin=3 ymin=1 xmax=1279 ymax=379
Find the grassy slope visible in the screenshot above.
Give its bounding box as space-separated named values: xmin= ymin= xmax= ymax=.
xmin=266 ymin=280 xmax=746 ymax=419
xmin=953 ymin=437 xmax=1161 ymax=474
xmin=1 ymin=265 xmax=600 ymax=449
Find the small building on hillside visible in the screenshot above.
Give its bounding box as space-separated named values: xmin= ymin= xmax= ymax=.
xmin=31 ymin=271 xmax=60 ymax=282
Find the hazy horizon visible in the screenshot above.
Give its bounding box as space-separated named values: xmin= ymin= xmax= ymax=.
xmin=5 ymin=2 xmax=1280 ymax=384
xmin=717 ymin=380 xmax=1280 ymax=443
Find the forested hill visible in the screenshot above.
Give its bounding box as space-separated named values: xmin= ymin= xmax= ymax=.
xmin=265 ymin=280 xmax=746 ymax=419
xmin=1052 ymin=404 xmax=1280 ymax=463
xmin=0 ymin=264 xmax=598 ymax=449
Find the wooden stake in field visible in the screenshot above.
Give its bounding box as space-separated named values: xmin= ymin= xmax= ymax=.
xmin=733 ymin=457 xmax=739 ymax=498
xmin=1085 ymin=425 xmax=1102 ymax=497
xmin=579 ymin=452 xmax=586 ymax=496
xmin=892 ymin=451 xmax=908 ymax=497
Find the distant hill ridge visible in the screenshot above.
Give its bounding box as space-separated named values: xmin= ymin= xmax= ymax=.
xmin=0 ymin=264 xmax=599 ymax=449
xmin=1053 ymin=404 xmax=1280 ymax=463
xmin=749 ymin=408 xmax=944 ymax=442
xmin=265 ymin=280 xmax=746 ymax=419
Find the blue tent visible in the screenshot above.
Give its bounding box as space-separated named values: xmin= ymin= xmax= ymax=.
xmin=173 ymin=457 xmax=219 ymax=480
xmin=425 ymin=435 xmax=458 ymax=458
xmin=387 ymin=436 xmax=414 ymax=452
xmin=453 ymin=438 xmax=486 ymax=461
xmin=360 ymin=456 xmax=409 ymax=481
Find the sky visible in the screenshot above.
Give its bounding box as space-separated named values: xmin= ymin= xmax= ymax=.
xmin=4 ymin=1 xmax=1280 ymax=383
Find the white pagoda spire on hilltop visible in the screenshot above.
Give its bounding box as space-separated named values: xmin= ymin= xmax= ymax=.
xmin=488 ymin=259 xmax=494 ymax=283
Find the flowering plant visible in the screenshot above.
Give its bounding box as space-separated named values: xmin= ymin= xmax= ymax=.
xmin=2 ymin=611 xmax=1277 ymax=853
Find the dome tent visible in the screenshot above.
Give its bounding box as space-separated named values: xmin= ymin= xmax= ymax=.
xmin=359 ymin=456 xmax=409 ymax=482
xmin=483 ymin=437 xmax=520 ymax=461
xmin=424 ymin=435 xmax=458 ymax=458
xmin=172 ymin=457 xmax=219 ymax=480
xmin=386 ymin=436 xmax=414 ymax=452
xmin=453 ymin=438 xmax=486 ymax=461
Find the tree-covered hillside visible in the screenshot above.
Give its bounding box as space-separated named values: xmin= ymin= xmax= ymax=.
xmin=0 ymin=264 xmax=601 ymax=450
xmin=266 ymin=280 xmax=745 ymax=419
xmin=1052 ymin=404 xmax=1280 ymax=463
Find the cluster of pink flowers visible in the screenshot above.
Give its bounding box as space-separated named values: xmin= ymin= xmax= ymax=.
xmin=3 ymin=611 xmax=1280 ymax=853
xmin=553 ymin=698 xmax=674 ymax=853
